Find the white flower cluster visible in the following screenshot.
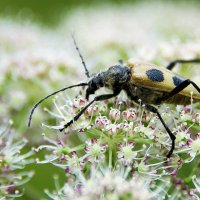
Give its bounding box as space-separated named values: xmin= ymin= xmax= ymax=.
xmin=45 ymin=168 xmax=158 ymax=200
xmin=1 ymin=1 xmax=200 ymax=199
xmin=0 ymin=123 xmax=34 ymax=198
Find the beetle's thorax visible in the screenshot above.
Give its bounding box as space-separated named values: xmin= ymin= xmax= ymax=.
xmin=86 ymin=65 xmax=131 ymax=100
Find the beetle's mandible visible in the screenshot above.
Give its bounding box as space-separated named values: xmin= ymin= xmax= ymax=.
xmin=28 ymin=37 xmax=200 ymax=158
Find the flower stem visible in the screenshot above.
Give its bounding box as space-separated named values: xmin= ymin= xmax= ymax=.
xmin=109 ymin=144 xmax=112 ymax=169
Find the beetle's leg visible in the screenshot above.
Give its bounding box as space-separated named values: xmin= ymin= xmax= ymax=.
xmin=156 ymin=79 xmax=200 ymax=104
xmin=166 ymin=59 xmax=200 ymax=70
xmin=144 ymin=104 xmax=176 ymax=158
xmin=59 ymin=92 xmax=119 ymax=132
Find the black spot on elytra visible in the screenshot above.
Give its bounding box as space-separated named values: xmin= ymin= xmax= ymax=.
xmin=173 ymin=76 xmax=184 ymax=86
xmin=146 ymin=69 xmax=164 ymax=82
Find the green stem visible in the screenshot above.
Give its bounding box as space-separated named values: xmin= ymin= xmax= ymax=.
xmin=73 ymin=144 xmax=85 ymax=151
xmin=109 ymin=144 xmax=112 ymax=169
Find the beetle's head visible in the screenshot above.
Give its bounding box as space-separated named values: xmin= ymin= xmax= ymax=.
xmin=86 ymin=65 xmax=131 ymax=100
xmin=86 ymin=73 xmax=104 ymax=100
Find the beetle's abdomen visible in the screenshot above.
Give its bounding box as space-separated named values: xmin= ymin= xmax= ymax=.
xmin=125 ymin=84 xmax=163 ymax=104
xmin=164 ymin=94 xmax=197 ymax=105
xmin=126 ymin=84 xmax=197 ymax=105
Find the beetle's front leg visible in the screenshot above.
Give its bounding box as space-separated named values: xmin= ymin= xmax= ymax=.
xmin=59 ymin=92 xmax=120 ymax=132
xmin=143 ymin=103 xmax=176 ymax=158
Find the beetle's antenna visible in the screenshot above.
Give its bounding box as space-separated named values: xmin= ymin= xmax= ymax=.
xmin=28 ymin=82 xmax=88 ymax=127
xmin=71 ymin=33 xmax=90 ymax=78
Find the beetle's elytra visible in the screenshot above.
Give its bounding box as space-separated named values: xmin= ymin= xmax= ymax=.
xmin=28 ymin=38 xmax=200 ymax=158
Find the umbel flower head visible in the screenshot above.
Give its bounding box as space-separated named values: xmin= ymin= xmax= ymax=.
xmin=0 ymin=122 xmax=34 ymax=198
xmin=35 ymin=91 xmax=200 ymax=199
xmin=45 ymin=167 xmax=159 ymax=200
xmin=42 ymin=95 xmax=200 ymax=163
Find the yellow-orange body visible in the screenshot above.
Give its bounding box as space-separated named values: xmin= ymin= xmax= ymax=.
xmin=127 ymin=59 xmax=200 ymax=105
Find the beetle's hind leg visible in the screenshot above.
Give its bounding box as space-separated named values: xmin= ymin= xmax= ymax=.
xmin=144 ymin=104 xmax=176 ymax=158
xmin=156 ymin=79 xmax=200 ymax=104
xmin=152 ymin=79 xmax=200 ymax=157
xmin=166 ymin=59 xmax=200 ymax=70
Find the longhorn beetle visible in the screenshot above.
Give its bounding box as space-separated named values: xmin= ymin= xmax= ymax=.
xmin=28 ymin=37 xmax=200 ymax=158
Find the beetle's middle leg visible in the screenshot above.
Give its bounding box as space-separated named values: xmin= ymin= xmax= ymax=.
xmin=166 ymin=59 xmax=200 ymax=70
xmin=59 ymin=92 xmax=120 ymax=132
xmin=144 ymin=104 xmax=176 ymax=158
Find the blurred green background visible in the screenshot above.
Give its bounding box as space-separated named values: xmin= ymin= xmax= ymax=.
xmin=1 ymin=0 xmax=199 ymax=27
xmin=1 ymin=0 xmax=200 ymax=199
xmin=0 ymin=1 xmax=143 ymax=199
xmin=0 ymin=0 xmax=139 ymax=27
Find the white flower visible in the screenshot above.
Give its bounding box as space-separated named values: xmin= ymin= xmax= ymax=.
xmin=84 ymin=139 xmax=107 ymax=163
xmin=46 ymin=168 xmax=158 ymax=200
xmin=117 ymin=142 xmax=137 ymax=165
xmin=0 ymin=124 xmax=34 ymax=198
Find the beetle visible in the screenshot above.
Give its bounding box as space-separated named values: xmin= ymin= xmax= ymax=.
xmin=28 ymin=37 xmax=200 ymax=158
